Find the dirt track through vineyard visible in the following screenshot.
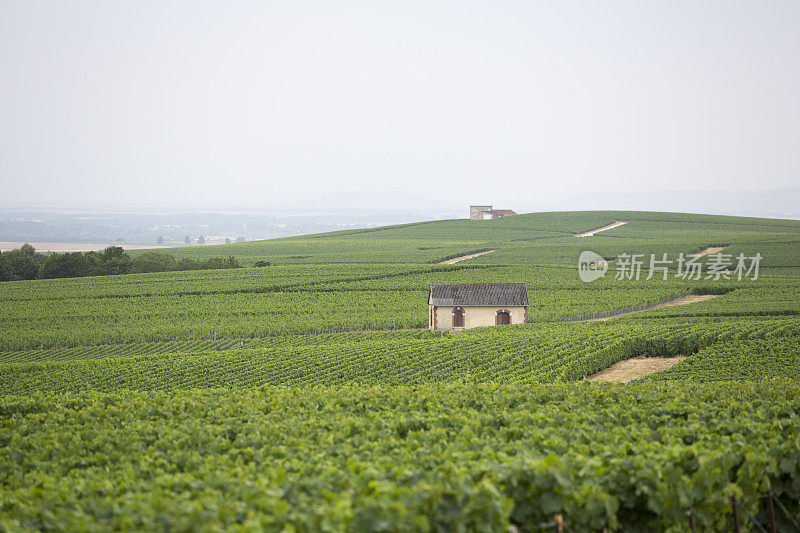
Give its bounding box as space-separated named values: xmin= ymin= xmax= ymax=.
xmin=574 ymin=221 xmax=628 ymax=237
xmin=439 ymin=250 xmax=497 ymax=264
xmin=691 ymin=246 xmax=725 ymax=257
xmin=588 ymin=355 xmax=687 ymax=383
xmin=587 ymin=294 xmax=718 ymax=321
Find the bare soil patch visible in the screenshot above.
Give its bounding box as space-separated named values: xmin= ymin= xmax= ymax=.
xmin=588 ymin=294 xmax=717 ymax=321
xmin=575 ymin=221 xmax=628 ymax=237
xmin=439 ymin=250 xmax=497 ymax=264
xmin=588 ymin=355 xmax=687 ymax=383
xmin=0 ymin=242 xmax=173 ymax=252
xmin=691 ymin=246 xmax=725 ymax=257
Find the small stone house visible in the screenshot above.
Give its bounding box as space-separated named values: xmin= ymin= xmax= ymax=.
xmin=469 ymin=206 xmax=519 ymax=220
xmin=428 ymin=283 xmax=529 ymax=331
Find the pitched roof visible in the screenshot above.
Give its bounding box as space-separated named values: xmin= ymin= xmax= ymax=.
xmin=488 ymin=209 xmax=518 ymax=216
xmin=428 ymin=283 xmax=528 ymax=306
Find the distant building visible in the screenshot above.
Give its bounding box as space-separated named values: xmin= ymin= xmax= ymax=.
xmin=469 ymin=205 xmax=518 ymax=220
xmin=488 ymin=209 xmax=518 ymax=217
xmin=428 ymin=283 xmax=528 ymax=331
xmin=470 ymin=205 xmax=494 ymax=220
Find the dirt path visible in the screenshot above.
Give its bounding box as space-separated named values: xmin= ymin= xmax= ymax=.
xmin=690 ymin=246 xmax=725 ymax=257
xmin=575 ymin=221 xmax=628 ymax=237
xmin=587 ymin=294 xmax=717 ymax=321
xmin=588 ymin=355 xmax=687 ymax=383
xmin=0 ymin=241 xmax=173 ymax=252
xmin=439 ymin=250 xmax=497 ymax=264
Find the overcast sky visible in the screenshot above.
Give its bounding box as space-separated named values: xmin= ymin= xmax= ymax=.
xmin=1 ymin=1 xmax=798 ymax=209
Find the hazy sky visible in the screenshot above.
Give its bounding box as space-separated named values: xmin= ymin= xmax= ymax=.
xmin=1 ymin=1 xmax=798 ymax=209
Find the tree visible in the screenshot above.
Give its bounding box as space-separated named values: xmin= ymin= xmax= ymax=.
xmin=157 ymin=236 xmax=164 ymax=245
xmin=129 ymin=251 xmax=178 ymax=274
xmin=0 ymin=253 xmax=13 ymax=281
xmin=197 ymin=235 xmax=206 ymax=245
xmin=176 ymin=258 xmax=201 ymax=270
xmin=3 ymin=244 xmax=43 ymax=280
xmin=38 ymin=252 xmax=93 ymax=279
xmin=95 ymin=246 xmax=132 ymax=275
xmin=225 ymin=237 xmax=231 ymax=245
xmin=184 ymin=235 xmax=191 ymax=244
xmin=203 ymin=256 xmax=241 ymax=269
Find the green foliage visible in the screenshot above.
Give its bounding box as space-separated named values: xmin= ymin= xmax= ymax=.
xmin=3 ymin=210 xmax=800 ymax=529
xmin=129 ymin=252 xmax=241 ymax=274
xmin=0 ymin=246 xmax=240 ymax=281
xmin=648 ymin=337 xmax=800 ymax=382
xmin=1 ymin=317 xmax=797 ymax=394
xmin=5 ymin=260 xmax=797 ymax=351
xmin=176 ymin=256 xmax=241 ymax=271
xmin=145 ymin=211 xmax=800 ymax=271
xmin=38 ymin=251 xmax=95 ymax=278
xmin=0 ymin=254 xmax=12 ymax=281
xmin=1 ymin=383 xmax=798 ymax=531
xmin=1 ymin=245 xmax=134 ymax=280
xmin=94 ymin=246 xmax=132 ymax=275
xmin=633 ymin=282 xmax=800 ymax=319
xmin=129 ymin=250 xmax=178 ymax=273
xmin=0 ymin=243 xmax=43 ymax=280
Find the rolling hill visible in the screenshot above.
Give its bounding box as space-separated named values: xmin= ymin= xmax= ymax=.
xmin=2 ymin=210 xmax=799 ymax=531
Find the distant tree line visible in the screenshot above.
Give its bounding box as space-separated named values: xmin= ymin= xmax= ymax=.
xmin=0 ymin=245 xmax=242 ymax=282
xmin=175 ymin=235 xmax=244 ymax=245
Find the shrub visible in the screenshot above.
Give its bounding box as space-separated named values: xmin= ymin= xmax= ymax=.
xmin=129 ymin=252 xmax=178 ymax=274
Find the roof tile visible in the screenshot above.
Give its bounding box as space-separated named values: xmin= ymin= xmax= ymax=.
xmin=429 ymin=283 xmax=528 ymax=306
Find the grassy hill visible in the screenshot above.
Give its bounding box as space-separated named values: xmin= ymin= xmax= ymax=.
xmin=2 ymin=210 xmax=800 ymax=531
xmin=152 ymin=210 xmax=800 ymax=270
xmin=3 ymin=210 xmax=797 ymax=350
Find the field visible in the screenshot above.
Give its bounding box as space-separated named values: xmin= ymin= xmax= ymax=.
xmin=2 ymin=210 xmax=800 ymax=531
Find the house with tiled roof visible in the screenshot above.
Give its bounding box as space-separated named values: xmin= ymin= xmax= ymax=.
xmin=469 ymin=206 xmax=518 ymax=220
xmin=428 ymin=283 xmax=528 ymax=331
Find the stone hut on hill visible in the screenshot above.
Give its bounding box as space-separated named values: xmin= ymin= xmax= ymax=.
xmin=469 ymin=206 xmax=518 ymax=220
xmin=428 ymin=283 xmax=528 ymax=331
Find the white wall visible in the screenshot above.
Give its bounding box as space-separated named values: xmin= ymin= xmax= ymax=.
xmin=430 ymin=305 xmax=527 ymax=330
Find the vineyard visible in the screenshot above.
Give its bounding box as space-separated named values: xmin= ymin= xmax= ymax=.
xmin=2 ymin=383 xmax=799 ymax=531
xmin=147 ymin=210 xmax=800 ymax=273
xmin=648 ymin=337 xmax=800 ymax=382
xmin=2 ymin=210 xmax=800 ymax=530
xmin=1 ymin=317 xmax=798 ymax=395
xmin=2 ymin=261 xmax=799 ymax=351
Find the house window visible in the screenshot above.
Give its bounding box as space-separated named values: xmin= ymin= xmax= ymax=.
xmin=452 ymin=307 xmax=464 ymax=328
xmin=496 ymin=310 xmax=511 ymax=325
